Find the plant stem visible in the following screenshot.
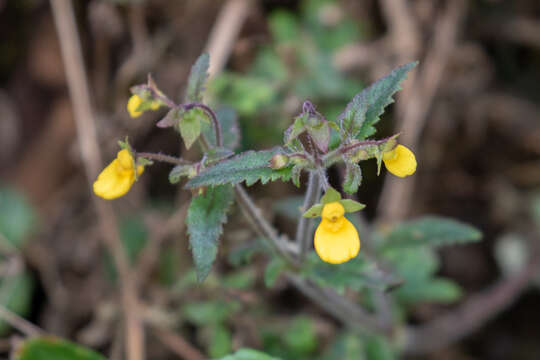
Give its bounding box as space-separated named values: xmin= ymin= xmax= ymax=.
xmin=296 ymin=172 xmax=321 ymax=260
xmin=185 ymin=103 xmax=223 ymax=147
xmin=234 ymin=185 xmax=298 ymax=266
xmin=0 ymin=304 xmax=44 ymax=337
xmin=136 ymin=152 xmax=190 ymax=165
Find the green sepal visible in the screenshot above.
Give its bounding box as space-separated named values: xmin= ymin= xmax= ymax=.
xmin=169 ymin=164 xmax=196 ymax=184
xmin=321 ymin=187 xmax=342 ymax=204
xmin=339 ymin=199 xmax=365 ymax=213
xmin=284 ymin=116 xmax=306 ymax=145
xmin=343 ymin=161 xmax=362 ymax=194
xmin=302 ymin=204 xmax=324 ymax=218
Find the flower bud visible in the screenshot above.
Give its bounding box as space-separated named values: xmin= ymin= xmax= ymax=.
xmin=270 ymin=154 xmax=289 ymax=169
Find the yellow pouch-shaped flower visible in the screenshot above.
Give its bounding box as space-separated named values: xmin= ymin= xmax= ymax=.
xmin=93 ymin=149 xmax=144 ymax=200
xmin=382 ymin=144 xmax=417 ymax=178
xmin=314 ymin=202 xmax=360 ymax=264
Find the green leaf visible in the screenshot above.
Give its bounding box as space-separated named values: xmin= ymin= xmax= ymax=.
xmin=322 ymin=332 xmax=365 ymax=360
xmin=185 ymin=53 xmax=210 ymax=102
xmin=364 ymin=335 xmax=396 ymax=360
xmin=183 ymin=300 xmax=240 ymax=325
xmin=303 ymin=204 xmax=324 ymax=218
xmin=302 ymin=253 xmax=397 ymax=292
xmin=185 ymin=148 xmax=292 ymax=188
xmin=339 ymin=199 xmax=365 ymax=213
xmin=343 ymin=162 xmax=362 ymax=194
xmin=395 ymin=278 xmax=462 ymax=304
xmin=219 ymin=348 xmax=282 ymax=360
xmin=0 ymin=271 xmax=34 ymax=336
xmin=169 ymin=164 xmax=195 ymax=184
xmin=187 ymin=185 xmax=234 ymax=281
xmin=178 ymin=109 xmax=203 ymax=149
xmin=0 ymin=187 xmax=36 ymax=249
xmin=13 ymin=337 xmax=106 ymax=360
xmin=209 ymin=324 xmax=233 ymax=358
xmin=384 ymin=216 xmax=482 ymax=249
xmin=157 ymin=107 xmax=184 ymax=128
xmin=283 ymin=317 xmax=317 ymax=355
xmin=269 ymin=10 xmax=299 ymax=44
xmin=321 ymin=187 xmax=341 ymax=204
xmin=341 ymin=62 xmax=417 ymax=140
xmin=291 ymin=165 xmax=302 ymax=188
xmin=202 ymin=107 xmax=241 ymax=150
xmin=264 ymin=257 xmax=287 ymax=287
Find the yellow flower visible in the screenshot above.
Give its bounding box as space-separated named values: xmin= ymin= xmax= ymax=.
xmin=382 ymin=144 xmax=417 ymax=178
xmin=127 ymin=94 xmax=161 ymax=118
xmin=314 ymin=202 xmax=361 ymax=264
xmin=93 ymin=149 xmax=144 ymax=200
xmin=127 ymin=95 xmax=144 ymax=118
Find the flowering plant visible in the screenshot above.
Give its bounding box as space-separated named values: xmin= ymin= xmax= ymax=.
xmin=91 ymin=54 xmax=482 ymax=357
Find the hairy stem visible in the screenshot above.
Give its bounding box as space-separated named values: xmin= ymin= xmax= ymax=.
xmin=234 ymin=185 xmax=298 ymax=266
xmin=296 ymin=172 xmax=321 ymax=260
xmin=136 ymin=152 xmax=190 ymax=165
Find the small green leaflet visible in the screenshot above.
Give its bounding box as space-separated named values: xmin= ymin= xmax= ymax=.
xmin=339 ymin=61 xmax=417 ymax=140
xmin=383 ymin=216 xmax=482 ymax=249
xmin=185 ymin=148 xmax=292 ymax=188
xmin=185 ymin=53 xmax=210 ymax=102
xmin=187 ymin=185 xmax=234 ymax=281
xmin=14 ymin=337 xmax=106 ymax=360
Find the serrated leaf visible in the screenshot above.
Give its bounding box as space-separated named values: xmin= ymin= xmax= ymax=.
xmin=339 ymin=199 xmax=365 ymax=213
xmin=185 ymin=148 xmax=292 ymax=188
xmin=384 ymin=216 xmax=482 ymax=249
xmin=303 ymin=204 xmax=324 ymax=218
xmin=343 ymin=162 xmax=362 ymax=194
xmin=14 ymin=337 xmax=106 ymax=360
xmin=219 ymin=348 xmax=282 ymax=360
xmin=321 ymin=187 xmax=341 ymax=204
xmin=186 ymin=53 xmax=210 ymax=102
xmin=202 ymin=107 xmax=241 ymax=150
xmin=0 ymin=271 xmax=34 ymax=336
xmin=264 ymin=257 xmax=287 ymax=287
xmin=187 ymin=185 xmax=234 ymax=281
xmin=342 ymin=62 xmax=417 ymax=140
xmin=0 ymin=187 xmax=36 ymax=249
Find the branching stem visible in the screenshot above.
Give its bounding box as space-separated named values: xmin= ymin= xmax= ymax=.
xmin=185 ymin=103 xmax=223 ymax=147
xmin=296 ymin=172 xmax=321 ymax=260
xmin=136 ymin=152 xmax=191 ymax=165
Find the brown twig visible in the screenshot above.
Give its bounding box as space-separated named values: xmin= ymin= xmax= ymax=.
xmin=404 ymin=252 xmax=540 ymax=354
xmin=152 ymin=326 xmax=206 ymax=360
xmin=0 ymin=304 xmax=44 ymax=337
xmin=50 ymin=1 xmax=145 ymax=359
xmin=205 ymin=0 xmax=251 ymax=79
xmin=378 ymin=0 xmax=467 ymax=222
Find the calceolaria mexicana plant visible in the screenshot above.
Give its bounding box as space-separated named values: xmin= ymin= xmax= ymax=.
xmin=92 ymin=54 xmax=483 ymax=356
xmin=93 ymin=55 xmax=420 ymax=269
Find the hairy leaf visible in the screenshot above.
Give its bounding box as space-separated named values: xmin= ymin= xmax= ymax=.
xmin=340 ymin=62 xmax=417 ymax=140
xmin=14 ymin=337 xmax=106 ymax=360
xmin=169 ymin=165 xmax=195 ymax=184
xmin=384 ymin=216 xmax=482 ymax=249
xmin=186 ymin=148 xmax=292 ymax=188
xmin=187 ymin=185 xmax=234 ymax=281
xmin=395 ymin=278 xmax=462 ymax=304
xmin=185 ymin=53 xmax=210 ymax=102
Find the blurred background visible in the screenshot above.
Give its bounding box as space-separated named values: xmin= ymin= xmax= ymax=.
xmin=1 ymin=0 xmax=540 ymax=359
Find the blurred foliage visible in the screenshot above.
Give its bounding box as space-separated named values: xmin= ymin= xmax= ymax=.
xmin=13 ymin=337 xmax=106 ymax=360
xmin=0 ymin=186 xmax=36 ymax=335
xmin=209 ymin=0 xmax=364 ymax=150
